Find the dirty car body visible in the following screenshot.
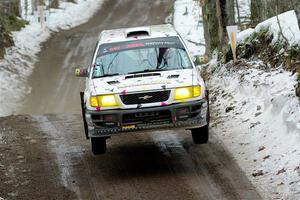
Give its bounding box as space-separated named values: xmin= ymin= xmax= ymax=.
xmin=76 ymin=24 xmax=209 ymax=154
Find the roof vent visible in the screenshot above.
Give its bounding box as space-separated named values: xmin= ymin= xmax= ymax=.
xmin=126 ymin=31 xmax=150 ymax=38
xmin=126 ymin=27 xmax=150 ymax=38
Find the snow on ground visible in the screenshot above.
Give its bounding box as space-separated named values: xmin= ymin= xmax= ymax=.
xmin=237 ymin=10 xmax=300 ymax=46
xmin=208 ymin=60 xmax=300 ymax=199
xmin=151 ymin=130 xmax=186 ymax=157
xmin=174 ymin=1 xmax=300 ymax=198
xmin=235 ymin=0 xmax=251 ymax=25
xmin=207 ymin=11 xmax=300 ymax=200
xmin=173 ymin=0 xmax=205 ymax=56
xmin=0 ymin=0 xmax=104 ymax=117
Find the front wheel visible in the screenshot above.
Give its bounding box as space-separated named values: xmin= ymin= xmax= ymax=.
xmin=91 ymin=137 xmax=107 ymax=155
xmin=191 ymin=125 xmax=209 ymax=144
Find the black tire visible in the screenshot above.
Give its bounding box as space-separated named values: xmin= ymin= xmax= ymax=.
xmin=91 ymin=137 xmax=107 ymax=155
xmin=191 ymin=125 xmax=209 ymax=144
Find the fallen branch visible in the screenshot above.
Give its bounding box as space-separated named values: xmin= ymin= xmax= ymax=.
xmin=275 ymin=5 xmax=288 ymax=43
xmin=186 ymin=39 xmax=205 ymax=46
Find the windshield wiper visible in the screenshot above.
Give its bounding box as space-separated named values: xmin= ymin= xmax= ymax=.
xmin=128 ymin=69 xmax=165 ymax=75
xmin=93 ymin=73 xmax=119 ymax=78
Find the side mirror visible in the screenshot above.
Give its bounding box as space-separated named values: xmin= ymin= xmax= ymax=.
xmin=194 ymin=55 xmax=208 ymax=66
xmin=75 ymin=68 xmax=88 ymax=77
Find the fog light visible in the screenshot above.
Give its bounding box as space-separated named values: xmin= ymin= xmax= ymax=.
xmin=90 ymin=96 xmax=99 ymax=107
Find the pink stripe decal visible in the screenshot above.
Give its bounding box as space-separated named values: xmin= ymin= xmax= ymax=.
xmin=161 ymin=102 xmax=167 ymax=106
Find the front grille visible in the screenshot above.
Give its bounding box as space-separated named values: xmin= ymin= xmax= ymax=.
xmin=123 ymin=110 xmax=172 ymax=124
xmin=120 ymin=90 xmax=170 ymax=105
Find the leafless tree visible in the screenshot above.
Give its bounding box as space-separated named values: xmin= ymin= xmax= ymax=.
xmin=235 ymin=0 xmax=241 ymax=27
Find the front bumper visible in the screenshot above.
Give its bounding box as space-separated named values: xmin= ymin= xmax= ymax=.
xmin=84 ymin=99 xmax=208 ymax=137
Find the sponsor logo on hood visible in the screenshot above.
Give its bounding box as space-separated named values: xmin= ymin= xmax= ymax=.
xmin=117 ymin=80 xmax=171 ymax=89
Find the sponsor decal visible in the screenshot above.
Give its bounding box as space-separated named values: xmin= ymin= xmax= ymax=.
xmin=117 ymin=80 xmax=171 ymax=89
xmin=122 ymin=125 xmax=135 ymax=129
xmin=126 ymin=43 xmax=145 ymax=48
xmin=98 ymin=36 xmax=184 ymax=56
xmin=109 ymin=46 xmax=121 ymax=52
xmin=161 ymin=102 xmax=167 ymax=106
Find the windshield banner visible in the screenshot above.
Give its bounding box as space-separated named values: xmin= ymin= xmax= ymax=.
xmin=98 ymin=36 xmax=184 ymax=56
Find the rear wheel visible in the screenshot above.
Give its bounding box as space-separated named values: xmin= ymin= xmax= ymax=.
xmin=191 ymin=125 xmax=209 ymax=144
xmin=91 ymin=137 xmax=107 ymax=155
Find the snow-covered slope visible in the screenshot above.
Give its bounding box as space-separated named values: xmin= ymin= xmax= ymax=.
xmin=208 ymin=59 xmax=299 ymax=199
xmin=208 ymin=10 xmax=300 ymax=200
xmin=173 ymin=1 xmax=300 ymax=198
xmin=0 ymin=0 xmax=103 ymax=117
xmin=238 ymin=10 xmax=300 ymax=46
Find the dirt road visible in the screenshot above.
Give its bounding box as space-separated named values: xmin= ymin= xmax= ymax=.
xmin=0 ymin=114 xmax=261 ymax=200
xmin=0 ymin=0 xmax=262 ymax=199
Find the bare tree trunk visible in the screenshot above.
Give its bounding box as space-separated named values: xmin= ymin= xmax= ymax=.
xmin=226 ymin=0 xmax=235 ymax=25
xmin=235 ymin=0 xmax=241 ymax=26
xmin=251 ymin=0 xmax=299 ymax=25
xmin=50 ymin=0 xmax=59 ymax=8
xmin=216 ymin=0 xmax=224 ymax=46
xmin=202 ymin=0 xmax=235 ymax=54
xmin=202 ymin=0 xmax=221 ymax=54
xmin=38 ymin=0 xmax=44 ymax=6
xmin=251 ymin=0 xmax=265 ymax=25
xmin=31 ymin=0 xmax=35 ymax=14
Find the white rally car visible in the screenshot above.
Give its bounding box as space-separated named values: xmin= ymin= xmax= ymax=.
xmin=76 ymin=24 xmax=209 ymax=154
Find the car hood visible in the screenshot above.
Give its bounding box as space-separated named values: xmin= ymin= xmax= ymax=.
xmin=90 ymin=68 xmax=200 ymax=95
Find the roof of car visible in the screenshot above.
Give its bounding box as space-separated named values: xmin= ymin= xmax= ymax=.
xmin=99 ymin=24 xmax=179 ymax=44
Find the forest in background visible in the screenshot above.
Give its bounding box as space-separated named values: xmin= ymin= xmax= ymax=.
xmin=0 ymin=0 xmax=25 ymax=58
xmin=0 ymin=0 xmax=300 ymax=59
xmin=0 ymin=0 xmax=75 ymax=58
xmin=200 ymin=0 xmax=300 ymax=98
xmin=201 ymin=0 xmax=300 ymax=54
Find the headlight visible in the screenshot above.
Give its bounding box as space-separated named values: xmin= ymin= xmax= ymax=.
xmin=99 ymin=95 xmax=118 ymax=107
xmin=90 ymin=95 xmax=119 ymax=107
xmin=174 ymin=86 xmax=201 ymax=100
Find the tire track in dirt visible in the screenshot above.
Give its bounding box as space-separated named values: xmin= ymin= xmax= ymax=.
xmin=8 ymin=114 xmax=262 ymax=200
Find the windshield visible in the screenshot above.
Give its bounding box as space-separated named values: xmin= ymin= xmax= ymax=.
xmin=92 ymin=47 xmax=192 ymax=78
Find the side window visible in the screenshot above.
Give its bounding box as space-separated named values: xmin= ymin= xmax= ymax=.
xmin=158 ymin=48 xmax=192 ymax=69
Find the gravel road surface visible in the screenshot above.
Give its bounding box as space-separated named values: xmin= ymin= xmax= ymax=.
xmin=0 ymin=115 xmax=261 ymax=200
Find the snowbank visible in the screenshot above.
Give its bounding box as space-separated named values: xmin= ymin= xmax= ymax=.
xmin=238 ymin=10 xmax=300 ymax=46
xmin=173 ymin=0 xmax=205 ymax=55
xmin=173 ymin=1 xmax=300 ymax=198
xmin=0 ymin=0 xmax=103 ymax=117
xmin=208 ymin=60 xmax=300 ymax=199
xmin=207 ymin=9 xmax=300 ymax=200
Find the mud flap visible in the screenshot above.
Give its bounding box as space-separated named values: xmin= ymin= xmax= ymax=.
xmin=80 ymin=92 xmax=89 ymax=139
